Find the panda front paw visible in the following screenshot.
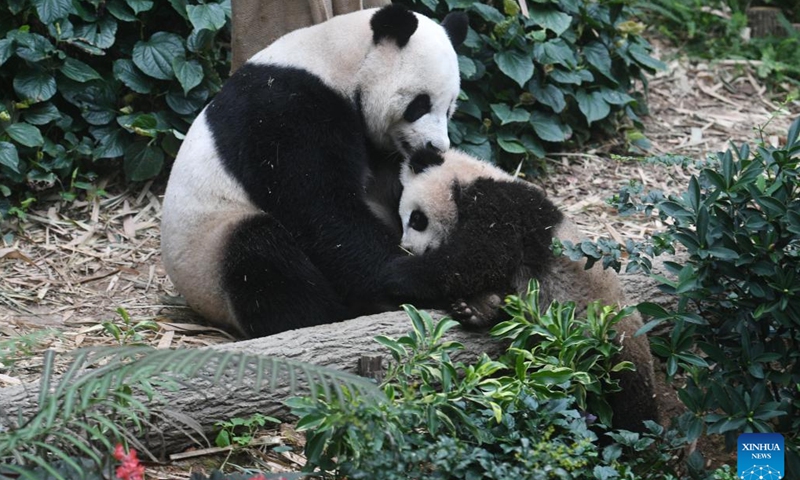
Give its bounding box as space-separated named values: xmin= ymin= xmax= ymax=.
xmin=450 ymin=293 xmax=504 ymax=329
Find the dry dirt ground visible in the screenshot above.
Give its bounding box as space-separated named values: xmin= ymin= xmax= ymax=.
xmin=1 ymin=40 xmax=798 ymax=477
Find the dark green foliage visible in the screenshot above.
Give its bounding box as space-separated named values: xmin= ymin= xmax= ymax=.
xmin=0 ymin=0 xmax=231 ymax=216
xmin=396 ymin=0 xmax=664 ymax=172
xmin=288 ymin=295 xmax=691 ymax=479
xmin=563 ymin=117 xmax=800 ymax=474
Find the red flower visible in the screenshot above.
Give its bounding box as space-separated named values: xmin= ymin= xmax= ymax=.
xmin=113 ymin=443 xmax=145 ymax=480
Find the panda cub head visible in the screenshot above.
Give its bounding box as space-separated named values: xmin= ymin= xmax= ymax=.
xmin=398 ymin=149 xmax=518 ymax=255
xmin=359 ymin=6 xmax=468 ymax=156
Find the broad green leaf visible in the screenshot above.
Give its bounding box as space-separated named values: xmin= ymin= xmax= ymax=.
xmin=14 ymin=33 xmax=54 ymax=63
xmin=575 ymin=90 xmax=610 ymax=125
xmin=490 ymin=103 xmax=530 ymax=125
xmin=533 ymin=39 xmax=576 ymax=68
xmin=458 ymin=140 xmax=492 ymax=162
xmin=787 ymin=117 xmax=800 ymax=148
xmin=529 ymin=81 xmax=565 ymax=113
xmin=494 ymin=50 xmax=534 ymax=88
xmin=72 ymin=17 xmax=118 ymax=49
xmin=530 ymin=111 xmax=571 ymax=142
xmin=60 ymin=81 xmax=117 ymax=126
xmin=169 ymin=0 xmax=189 ymax=20
xmin=583 ymin=41 xmax=613 ymax=78
xmin=628 ymin=43 xmax=666 ymax=71
xmin=31 ymin=0 xmax=73 ymax=23
xmin=497 ymin=130 xmax=527 ymax=154
xmin=93 ymin=127 xmax=130 ymax=159
xmin=166 ymin=87 xmax=208 ymax=115
xmin=0 ymin=39 xmax=13 ymax=67
xmin=22 ymin=103 xmax=61 ymax=125
xmin=0 ymin=142 xmax=20 ymax=173
xmin=6 ymin=123 xmax=44 ymax=147
xmin=187 ymin=3 xmax=227 ymax=32
xmin=106 ymin=0 xmax=136 ymax=21
xmin=126 ymin=0 xmax=154 ymax=14
xmin=497 ymin=137 xmax=527 ymax=154
xmin=187 ymin=28 xmax=215 ymax=53
xmin=598 ymin=87 xmax=634 ymax=105
xmin=529 ymin=7 xmax=571 ymax=36
xmin=470 ymin=3 xmax=505 ymax=23
xmin=172 ymin=57 xmax=203 ymax=96
xmin=13 ymin=71 xmax=57 ymax=103
xmin=113 ymin=59 xmax=154 ymax=94
xmin=519 ymin=134 xmax=545 ymax=158
xmin=48 ymin=18 xmax=75 ymax=41
xmin=549 ymin=68 xmax=593 ymax=85
xmin=60 ymin=57 xmax=101 ymax=82
xmin=133 ymin=32 xmax=185 ymax=80
xmin=124 ymin=141 xmax=164 ymax=181
xmin=458 ymin=55 xmax=477 ymax=79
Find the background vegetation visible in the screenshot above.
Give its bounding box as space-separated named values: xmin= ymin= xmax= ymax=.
xmin=399 ymin=0 xmax=663 ymax=171
xmin=0 ymin=0 xmax=231 ymax=217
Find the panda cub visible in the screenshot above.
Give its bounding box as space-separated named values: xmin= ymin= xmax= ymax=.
xmin=161 ymin=6 xmax=469 ymax=338
xmin=398 ymin=149 xmax=658 ymax=432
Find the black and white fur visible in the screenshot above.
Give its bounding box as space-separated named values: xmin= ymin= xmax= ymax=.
xmin=397 ymin=149 xmax=659 ymax=432
xmin=161 ymin=6 xmax=469 ymax=338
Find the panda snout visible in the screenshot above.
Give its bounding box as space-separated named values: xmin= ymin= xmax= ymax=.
xmin=425 ymin=141 xmax=442 ymax=153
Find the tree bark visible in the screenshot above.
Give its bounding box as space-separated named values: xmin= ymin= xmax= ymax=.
xmin=0 ymin=260 xmax=680 ymax=458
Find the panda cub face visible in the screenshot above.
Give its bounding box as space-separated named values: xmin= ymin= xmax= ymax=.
xmin=398 ymin=149 xmax=514 ymax=255
xmin=359 ymin=9 xmax=468 ymax=156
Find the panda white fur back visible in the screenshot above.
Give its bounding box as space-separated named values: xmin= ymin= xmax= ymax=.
xmin=397 ymin=149 xmax=658 ymax=432
xmin=162 ymin=5 xmax=468 ymax=338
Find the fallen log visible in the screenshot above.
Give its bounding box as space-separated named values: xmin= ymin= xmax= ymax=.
xmin=0 ymin=258 xmax=679 ymax=457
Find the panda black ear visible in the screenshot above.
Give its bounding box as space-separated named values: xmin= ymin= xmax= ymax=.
xmin=371 ymin=4 xmax=419 ymax=48
xmin=409 ymin=149 xmax=445 ymax=174
xmin=441 ymin=11 xmax=468 ymax=49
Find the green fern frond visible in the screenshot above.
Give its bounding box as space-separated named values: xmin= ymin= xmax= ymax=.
xmin=0 ymin=345 xmax=384 ymax=476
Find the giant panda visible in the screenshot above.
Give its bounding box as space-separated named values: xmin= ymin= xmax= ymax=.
xmin=396 ymin=148 xmax=659 ymax=432
xmin=161 ymin=5 xmax=471 ymax=338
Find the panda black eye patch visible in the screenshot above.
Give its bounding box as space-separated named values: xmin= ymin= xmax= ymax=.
xmin=409 ymin=210 xmax=428 ymax=231
xmin=403 ymin=94 xmax=432 ymax=123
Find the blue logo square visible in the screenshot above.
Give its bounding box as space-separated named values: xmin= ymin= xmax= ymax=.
xmin=738 ymin=433 xmax=784 ymax=479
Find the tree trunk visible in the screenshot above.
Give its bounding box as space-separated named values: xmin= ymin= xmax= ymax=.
xmin=0 ymin=259 xmax=680 ymax=458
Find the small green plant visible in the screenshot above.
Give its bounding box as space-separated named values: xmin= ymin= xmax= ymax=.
xmin=214 ymin=413 xmax=280 ymax=449
xmin=397 ymin=0 xmax=664 ymax=173
xmin=288 ymin=289 xmax=692 ymax=479
xmin=101 ymin=307 xmax=160 ymax=345
xmin=561 ymin=116 xmax=800 ymax=473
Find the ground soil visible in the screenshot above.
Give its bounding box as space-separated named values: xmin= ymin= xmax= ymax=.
xmin=1 ymin=39 xmax=798 ymax=478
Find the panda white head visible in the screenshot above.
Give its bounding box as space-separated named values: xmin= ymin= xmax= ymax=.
xmin=358 ymin=6 xmax=468 ymax=156
xmin=398 ymin=149 xmax=516 ymax=255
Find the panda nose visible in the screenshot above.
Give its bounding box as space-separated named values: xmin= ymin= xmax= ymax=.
xmin=426 ymin=141 xmax=442 ymax=153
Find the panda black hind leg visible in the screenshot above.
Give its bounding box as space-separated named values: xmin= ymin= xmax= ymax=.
xmin=221 ymin=213 xmax=351 ymax=338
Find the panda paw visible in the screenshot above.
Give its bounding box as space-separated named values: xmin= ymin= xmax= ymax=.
xmin=450 ymin=293 xmax=503 ymax=329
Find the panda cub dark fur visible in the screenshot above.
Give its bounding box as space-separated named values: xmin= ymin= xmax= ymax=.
xmin=397 ymin=148 xmax=659 ymax=433
xmin=161 ymin=6 xmax=471 ymax=338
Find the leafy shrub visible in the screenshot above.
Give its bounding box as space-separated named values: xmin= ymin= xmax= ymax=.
xmin=0 ymin=0 xmax=231 ymax=216
xmin=639 ymin=0 xmax=800 ymax=86
xmin=564 ymin=117 xmax=800 ymax=474
xmin=397 ymin=0 xmax=665 ymax=171
xmin=288 ymin=290 xmax=692 ymax=479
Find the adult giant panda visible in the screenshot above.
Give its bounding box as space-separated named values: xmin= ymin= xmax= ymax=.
xmin=396 ymin=148 xmax=659 ymax=432
xmin=161 ymin=5 xmax=470 ymax=338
